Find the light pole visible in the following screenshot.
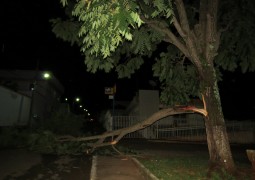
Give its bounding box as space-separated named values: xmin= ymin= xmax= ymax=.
xmin=28 ymin=71 xmax=51 ymax=127
xmin=72 ymin=97 xmax=81 ymax=113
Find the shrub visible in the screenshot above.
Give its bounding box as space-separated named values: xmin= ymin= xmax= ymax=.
xmin=27 ymin=130 xmax=90 ymax=155
xmin=0 ymin=127 xmax=29 ymax=148
xmin=43 ymin=110 xmax=84 ymax=136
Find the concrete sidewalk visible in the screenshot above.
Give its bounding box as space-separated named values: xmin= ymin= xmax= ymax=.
xmin=90 ymin=155 xmax=158 ymax=180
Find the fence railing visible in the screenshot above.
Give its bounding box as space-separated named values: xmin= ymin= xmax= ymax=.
xmin=110 ymin=116 xmax=255 ymax=143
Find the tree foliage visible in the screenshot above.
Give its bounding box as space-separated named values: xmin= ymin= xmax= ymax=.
xmin=51 ymin=0 xmax=255 ymax=105
xmin=216 ymin=0 xmax=255 ymax=72
xmin=71 ymin=0 xmax=143 ymax=58
xmin=153 ymin=45 xmax=199 ymax=105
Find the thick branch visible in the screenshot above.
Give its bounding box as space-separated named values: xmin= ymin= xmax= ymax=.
xmin=173 ymin=0 xmax=203 ymax=74
xmin=140 ymin=15 xmax=190 ymax=58
xmin=205 ymin=14 xmax=213 ymax=63
xmin=208 ymin=0 xmax=218 ymax=27
xmin=205 ymin=0 xmax=219 ymax=64
xmin=174 ymin=0 xmax=190 ymax=33
xmin=172 ymin=16 xmax=187 ymax=38
xmin=199 ymin=0 xmax=219 ymax=64
xmin=58 ymin=107 xmax=207 ymax=151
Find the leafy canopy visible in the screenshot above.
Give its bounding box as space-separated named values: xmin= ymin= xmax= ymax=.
xmin=216 ymin=0 xmax=255 ymax=73
xmin=52 ymin=0 xmax=255 ymax=105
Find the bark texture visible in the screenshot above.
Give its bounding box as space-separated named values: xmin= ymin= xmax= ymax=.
xmin=201 ymin=66 xmax=235 ymax=172
xmin=141 ymin=0 xmax=236 ymax=173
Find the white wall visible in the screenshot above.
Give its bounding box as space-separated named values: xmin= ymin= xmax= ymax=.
xmin=0 ymin=86 xmax=31 ymax=126
xmin=139 ymin=90 xmax=159 ymax=118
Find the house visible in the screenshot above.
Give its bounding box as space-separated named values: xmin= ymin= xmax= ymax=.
xmin=114 ymin=89 xmax=204 ymax=126
xmin=0 ymin=70 xmax=64 ymax=127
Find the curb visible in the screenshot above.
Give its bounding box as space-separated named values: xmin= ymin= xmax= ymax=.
xmin=132 ymin=158 xmax=159 ymax=180
xmin=90 ymin=156 xmax=97 ymax=180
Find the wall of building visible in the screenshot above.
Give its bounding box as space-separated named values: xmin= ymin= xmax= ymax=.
xmin=0 ymin=70 xmax=65 ymax=127
xmin=138 ymin=90 xmax=159 ymax=119
xmin=0 ymin=86 xmax=31 ymax=126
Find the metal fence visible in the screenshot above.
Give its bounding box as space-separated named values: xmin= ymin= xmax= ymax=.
xmin=111 ymin=115 xmax=255 ymax=143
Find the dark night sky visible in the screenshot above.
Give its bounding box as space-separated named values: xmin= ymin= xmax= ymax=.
xmin=1 ymin=1 xmax=255 ymax=119
xmin=1 ymin=0 xmax=156 ymax=113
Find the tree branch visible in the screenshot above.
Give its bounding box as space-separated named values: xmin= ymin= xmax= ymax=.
xmin=205 ymin=0 xmax=219 ymax=63
xmin=172 ymin=0 xmax=203 ymax=73
xmin=140 ymin=15 xmax=190 ymax=58
xmin=174 ymin=0 xmax=190 ymax=33
xmin=58 ymin=107 xmax=207 ymax=152
xmin=172 ymin=16 xmax=187 ymax=38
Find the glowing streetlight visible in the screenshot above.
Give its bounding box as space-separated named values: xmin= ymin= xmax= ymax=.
xmin=79 ymin=105 xmax=83 ymax=108
xmin=43 ymin=72 xmax=51 ymax=79
xmin=75 ymin=97 xmax=80 ymax=102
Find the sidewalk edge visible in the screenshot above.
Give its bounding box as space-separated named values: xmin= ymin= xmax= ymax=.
xmin=132 ymin=158 xmax=159 ymax=180
xmin=90 ymin=156 xmax=97 ymax=180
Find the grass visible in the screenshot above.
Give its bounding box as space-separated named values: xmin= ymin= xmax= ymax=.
xmin=138 ymin=155 xmax=254 ymax=180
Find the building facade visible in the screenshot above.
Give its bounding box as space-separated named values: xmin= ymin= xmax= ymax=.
xmin=0 ymin=70 xmax=64 ymax=126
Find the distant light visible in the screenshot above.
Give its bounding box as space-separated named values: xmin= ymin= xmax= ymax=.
xmin=75 ymin=97 xmax=80 ymax=102
xmin=79 ymin=105 xmax=82 ymax=108
xmin=88 ymin=113 xmax=90 ymax=116
xmin=65 ymin=98 xmax=68 ymax=101
xmin=43 ymin=72 xmax=51 ymax=79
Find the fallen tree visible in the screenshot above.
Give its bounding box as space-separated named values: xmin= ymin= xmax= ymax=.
xmin=51 ymin=0 xmax=255 ymax=172
xmin=58 ymin=105 xmax=207 ymax=153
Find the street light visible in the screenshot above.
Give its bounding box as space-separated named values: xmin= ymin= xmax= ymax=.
xmin=42 ymin=72 xmax=51 ymax=79
xmin=72 ymin=97 xmax=81 ymax=113
xmin=29 ymin=71 xmax=51 ymax=127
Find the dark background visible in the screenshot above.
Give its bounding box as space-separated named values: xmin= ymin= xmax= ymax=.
xmin=1 ymin=1 xmax=255 ymax=119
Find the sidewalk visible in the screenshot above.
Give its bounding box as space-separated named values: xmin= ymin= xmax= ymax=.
xmin=90 ymin=155 xmax=158 ymax=180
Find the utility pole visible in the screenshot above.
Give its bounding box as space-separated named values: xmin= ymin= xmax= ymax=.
xmin=28 ymin=60 xmax=40 ymax=127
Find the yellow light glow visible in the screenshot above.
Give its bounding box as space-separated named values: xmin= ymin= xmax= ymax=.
xmin=43 ymin=72 xmax=51 ymax=79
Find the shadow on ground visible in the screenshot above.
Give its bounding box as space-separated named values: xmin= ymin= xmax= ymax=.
xmin=1 ymin=139 xmax=254 ymax=180
xmin=0 ymin=149 xmax=92 ymax=180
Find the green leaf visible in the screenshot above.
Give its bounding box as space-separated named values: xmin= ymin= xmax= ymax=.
xmin=60 ymin=0 xmax=68 ymax=7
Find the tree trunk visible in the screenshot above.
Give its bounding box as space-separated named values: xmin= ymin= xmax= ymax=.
xmin=201 ymin=65 xmax=236 ymax=173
